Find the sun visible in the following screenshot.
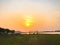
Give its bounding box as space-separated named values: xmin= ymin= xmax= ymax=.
xmin=25 ymin=22 xmax=30 ymax=27
xmin=24 ymin=16 xmax=33 ymax=27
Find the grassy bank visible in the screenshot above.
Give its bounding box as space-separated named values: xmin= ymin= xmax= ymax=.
xmin=0 ymin=34 xmax=60 ymax=45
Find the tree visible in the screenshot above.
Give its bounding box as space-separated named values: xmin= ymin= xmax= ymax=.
xmin=10 ymin=30 xmax=15 ymax=34
xmin=5 ymin=29 xmax=11 ymax=34
xmin=0 ymin=27 xmax=15 ymax=35
xmin=0 ymin=27 xmax=5 ymax=34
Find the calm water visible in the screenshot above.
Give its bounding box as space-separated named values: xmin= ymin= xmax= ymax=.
xmin=41 ymin=32 xmax=60 ymax=34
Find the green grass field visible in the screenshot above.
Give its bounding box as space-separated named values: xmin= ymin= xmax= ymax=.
xmin=0 ymin=34 xmax=60 ymax=45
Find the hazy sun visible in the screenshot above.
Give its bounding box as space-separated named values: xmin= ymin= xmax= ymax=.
xmin=24 ymin=16 xmax=33 ymax=27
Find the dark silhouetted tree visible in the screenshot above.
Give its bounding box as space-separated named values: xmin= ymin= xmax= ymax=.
xmin=0 ymin=27 xmax=15 ymax=35
xmin=10 ymin=30 xmax=15 ymax=34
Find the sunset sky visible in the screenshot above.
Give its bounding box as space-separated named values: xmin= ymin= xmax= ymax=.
xmin=0 ymin=0 xmax=60 ymax=32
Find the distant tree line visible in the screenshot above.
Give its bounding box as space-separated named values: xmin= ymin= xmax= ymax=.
xmin=0 ymin=27 xmax=15 ymax=35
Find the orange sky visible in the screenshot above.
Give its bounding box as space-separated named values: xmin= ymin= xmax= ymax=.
xmin=0 ymin=0 xmax=60 ymax=32
xmin=0 ymin=12 xmax=60 ymax=32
